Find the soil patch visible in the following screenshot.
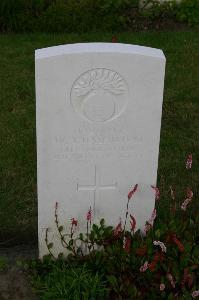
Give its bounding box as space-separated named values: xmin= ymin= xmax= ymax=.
xmin=0 ymin=245 xmax=38 ymax=300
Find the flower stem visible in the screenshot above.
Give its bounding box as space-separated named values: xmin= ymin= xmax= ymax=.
xmin=54 ymin=205 xmax=77 ymax=256
xmin=45 ymin=228 xmax=56 ymax=259
xmin=123 ymin=198 xmax=130 ymax=236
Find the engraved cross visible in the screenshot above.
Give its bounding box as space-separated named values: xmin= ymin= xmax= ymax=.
xmin=77 ymin=165 xmax=117 ymax=216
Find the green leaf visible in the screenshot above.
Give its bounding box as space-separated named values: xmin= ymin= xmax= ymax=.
xmin=92 ymin=224 xmax=99 ymax=232
xmin=155 ymin=229 xmax=161 ymax=238
xmin=16 ymin=259 xmax=22 ymax=267
xmin=107 ymin=275 xmax=118 ymax=288
xmin=48 ymin=242 xmax=54 ymax=249
xmin=58 ymin=253 xmax=64 ymax=259
xmin=79 ymin=233 xmax=84 ymax=240
xmin=100 ymin=218 xmax=105 ymax=227
xmin=184 ymin=243 xmax=192 ymax=253
xmin=58 ymin=226 xmax=64 ymax=232
xmin=168 ymin=293 xmax=174 ymax=300
xmin=69 ymin=239 xmax=74 ymax=246
xmin=0 ymin=256 xmax=8 ymax=270
xmin=89 ymin=231 xmax=95 ymax=241
xmin=99 ymin=229 xmax=104 ymax=236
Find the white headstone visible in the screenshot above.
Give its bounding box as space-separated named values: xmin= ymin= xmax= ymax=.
xmin=35 ymin=43 xmax=166 ymax=257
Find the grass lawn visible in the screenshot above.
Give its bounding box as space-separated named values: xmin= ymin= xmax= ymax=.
xmin=0 ymin=31 xmax=198 ymax=244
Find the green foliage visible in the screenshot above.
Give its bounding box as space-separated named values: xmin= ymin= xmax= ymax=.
xmin=140 ymin=0 xmax=177 ymax=19
xmin=0 ymin=256 xmax=8 ymax=271
xmin=30 ymin=258 xmax=108 ymax=300
xmin=140 ymin=0 xmax=199 ymax=25
xmin=0 ymin=0 xmax=45 ymax=32
xmin=0 ymin=0 xmax=198 ymax=32
xmin=31 ymin=205 xmax=199 ymax=299
xmin=176 ymin=0 xmax=199 ymax=25
xmin=40 ymin=0 xmax=134 ymax=32
xmin=0 ymin=0 xmax=134 ymax=32
xmin=30 ymin=171 xmax=199 ymax=299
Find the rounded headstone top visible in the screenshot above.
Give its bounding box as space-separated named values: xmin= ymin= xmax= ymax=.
xmin=35 ymin=43 xmax=165 ymax=60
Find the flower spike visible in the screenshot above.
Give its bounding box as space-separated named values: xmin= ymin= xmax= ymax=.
xmin=140 ymin=261 xmax=149 ymax=272
xmin=160 ymin=283 xmax=165 ymax=291
xmin=151 ymin=185 xmax=160 ymax=200
xmin=192 ymin=291 xmax=199 ymax=298
xmin=114 ymin=218 xmax=122 ymax=236
xmin=186 ymin=154 xmax=192 ymax=169
xmin=71 ymin=218 xmax=78 ymax=227
xmin=86 ymin=207 xmax=92 ymax=221
xmin=123 ymin=236 xmax=131 ymax=253
xmin=128 ymin=184 xmax=138 ymax=200
xmin=167 ymin=273 xmax=175 ymax=288
xmin=130 ymin=214 xmax=136 ymax=232
xmin=153 ymin=240 xmax=167 ymax=253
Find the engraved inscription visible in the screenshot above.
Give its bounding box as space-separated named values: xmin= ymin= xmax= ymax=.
xmin=77 ymin=165 xmax=117 ymax=216
xmin=53 ymin=126 xmax=143 ymax=162
xmin=71 ymin=68 xmax=129 ymax=123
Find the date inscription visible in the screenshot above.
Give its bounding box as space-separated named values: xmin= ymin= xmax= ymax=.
xmin=53 ymin=126 xmax=142 ymax=161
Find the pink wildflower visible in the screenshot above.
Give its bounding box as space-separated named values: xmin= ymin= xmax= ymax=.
xmin=130 ymin=214 xmax=136 ymax=232
xmin=128 ymin=184 xmax=138 ymax=200
xmin=86 ymin=207 xmax=92 ymax=221
xmin=160 ymin=283 xmax=165 ymax=291
xmin=148 ymin=252 xmax=164 ymax=272
xmin=187 ymin=187 xmax=193 ymax=199
xmin=192 ymin=291 xmax=199 ymax=298
xmin=71 ymin=218 xmax=78 ymax=227
xmin=186 ymin=154 xmax=192 ymax=169
xmin=151 ymin=185 xmax=160 ymax=200
xmin=114 ymin=218 xmax=122 ymax=236
xmin=123 ymin=236 xmax=131 ymax=253
xmin=144 ymin=209 xmax=156 ymax=233
xmin=153 ymin=240 xmax=167 ymax=253
xmin=144 ymin=223 xmax=152 ymax=234
xmin=172 ymin=234 xmax=184 ymax=252
xmin=140 ymin=261 xmax=149 ymax=272
xmin=181 ymin=198 xmax=192 ymax=211
xmin=167 ymin=273 xmax=175 ymax=288
xmin=181 ymin=268 xmax=193 ymax=288
xmin=181 ymin=188 xmax=193 ymax=211
xmin=149 ymin=208 xmax=157 ymax=226
xmin=148 ymin=260 xmax=157 ymax=272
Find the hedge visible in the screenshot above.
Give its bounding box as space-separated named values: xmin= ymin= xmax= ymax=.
xmin=0 ymin=0 xmax=198 ymax=33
